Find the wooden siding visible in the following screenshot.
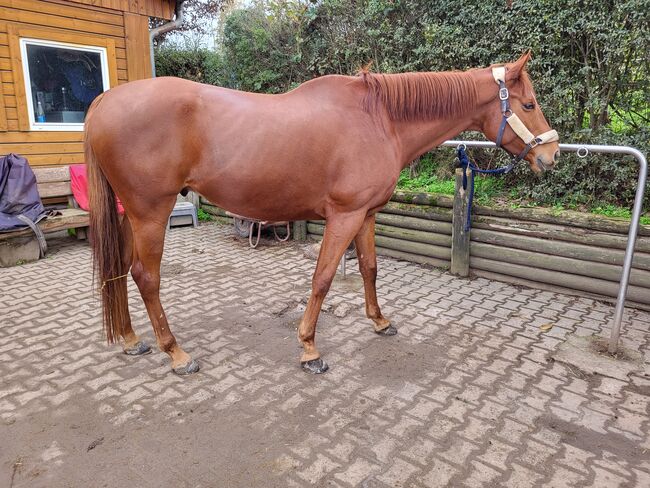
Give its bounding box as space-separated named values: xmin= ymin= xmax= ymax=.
xmin=64 ymin=0 xmax=175 ymax=19
xmin=124 ymin=12 xmax=152 ymax=80
xmin=0 ymin=0 xmax=155 ymax=166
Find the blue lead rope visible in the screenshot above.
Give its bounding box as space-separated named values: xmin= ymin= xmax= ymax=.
xmin=456 ymin=146 xmax=516 ymax=232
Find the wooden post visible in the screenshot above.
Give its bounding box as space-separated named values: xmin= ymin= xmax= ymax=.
xmin=451 ymin=168 xmax=470 ymax=276
xmin=293 ymin=221 xmax=307 ymax=241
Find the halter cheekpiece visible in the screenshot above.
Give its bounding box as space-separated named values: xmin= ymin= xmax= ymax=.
xmin=491 ymin=66 xmax=558 ymax=163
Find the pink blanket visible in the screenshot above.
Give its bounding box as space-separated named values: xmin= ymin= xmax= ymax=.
xmin=70 ymin=164 xmax=124 ymax=214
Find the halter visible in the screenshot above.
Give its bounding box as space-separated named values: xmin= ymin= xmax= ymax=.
xmin=492 ymin=66 xmax=558 ymax=163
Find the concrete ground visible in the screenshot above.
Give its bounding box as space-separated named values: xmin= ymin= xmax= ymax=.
xmin=0 ymin=222 xmax=649 ymax=488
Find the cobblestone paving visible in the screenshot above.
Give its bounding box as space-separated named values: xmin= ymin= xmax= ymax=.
xmin=1 ymin=223 xmax=649 ymax=487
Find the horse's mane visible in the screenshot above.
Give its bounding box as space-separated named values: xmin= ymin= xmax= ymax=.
xmin=360 ymin=70 xmax=478 ymax=121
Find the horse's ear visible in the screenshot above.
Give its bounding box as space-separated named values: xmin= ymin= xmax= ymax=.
xmin=506 ymin=51 xmax=532 ymax=81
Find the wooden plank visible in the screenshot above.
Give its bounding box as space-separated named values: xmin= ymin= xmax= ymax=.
xmin=472 ymin=202 xmax=650 ymax=237
xmin=0 ymin=208 xmax=88 ymax=242
xmin=1 ymin=71 xmax=12 ymax=82
xmin=6 ymin=25 xmax=29 ymax=130
xmin=451 ymin=168 xmax=470 ymax=277
xmin=293 ymin=221 xmax=307 ymax=241
xmin=2 ymin=93 xmax=15 ymax=108
xmin=0 ymin=131 xmax=83 ymax=143
xmin=471 ymin=269 xmax=650 ymax=312
xmin=376 ymin=247 xmax=450 ymax=269
xmin=307 ymin=223 xmax=452 ymax=261
xmin=1 ymin=142 xmax=83 ymax=155
xmin=28 ymin=153 xmax=84 ymax=165
xmin=473 ymin=214 xmax=650 ymax=253
xmin=375 ymin=223 xmax=451 ymax=247
xmin=124 ymin=12 xmax=152 ymax=81
xmin=470 ymin=257 xmax=650 ymax=305
xmin=381 ymin=201 xmax=452 ymax=222
xmin=0 ymin=7 xmax=125 ymax=37
xmin=471 ymin=228 xmax=650 ymax=271
xmin=33 ymin=165 xmax=70 ymax=183
xmin=391 ymin=190 xmax=454 ymax=208
xmin=0 ymin=0 xmax=124 ymax=26
xmin=0 ymin=72 xmax=5 ymax=131
xmin=471 ymin=241 xmax=650 ymax=289
xmin=37 ymin=180 xmax=71 ymax=198
xmin=375 ymin=213 xmax=452 ymax=235
xmin=44 ymin=0 xmax=126 ymax=16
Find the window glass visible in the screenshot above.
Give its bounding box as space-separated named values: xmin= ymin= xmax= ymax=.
xmin=24 ymin=43 xmax=106 ymax=125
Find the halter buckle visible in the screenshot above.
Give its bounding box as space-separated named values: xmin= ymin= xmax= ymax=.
xmin=499 ymin=87 xmax=509 ymax=101
xmin=530 ymin=137 xmax=541 ymax=149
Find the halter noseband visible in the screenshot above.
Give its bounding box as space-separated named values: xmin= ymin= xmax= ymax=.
xmin=492 ymin=66 xmax=558 ymax=163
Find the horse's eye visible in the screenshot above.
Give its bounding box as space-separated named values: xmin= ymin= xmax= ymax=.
xmin=523 ymin=102 xmax=535 ymax=110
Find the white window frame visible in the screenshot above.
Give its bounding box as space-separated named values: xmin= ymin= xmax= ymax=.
xmin=19 ymin=38 xmax=111 ymax=132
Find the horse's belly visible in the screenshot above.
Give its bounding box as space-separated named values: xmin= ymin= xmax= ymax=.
xmin=196 ymin=176 xmax=325 ymax=222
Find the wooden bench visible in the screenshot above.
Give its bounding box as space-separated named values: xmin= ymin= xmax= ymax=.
xmin=0 ymin=165 xmax=89 ymax=244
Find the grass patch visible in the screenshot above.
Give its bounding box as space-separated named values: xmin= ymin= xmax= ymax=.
xmin=197 ymin=208 xmax=213 ymax=222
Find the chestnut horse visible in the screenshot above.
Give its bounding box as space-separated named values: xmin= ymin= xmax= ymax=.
xmin=86 ymin=53 xmax=559 ymax=375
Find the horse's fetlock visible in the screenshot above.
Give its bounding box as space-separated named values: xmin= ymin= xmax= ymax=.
xmin=157 ymin=335 xmax=176 ymax=353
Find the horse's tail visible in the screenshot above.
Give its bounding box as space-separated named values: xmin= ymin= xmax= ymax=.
xmin=86 ymin=101 xmax=128 ymax=344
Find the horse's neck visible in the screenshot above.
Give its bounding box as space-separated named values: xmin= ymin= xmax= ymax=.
xmin=392 ymin=116 xmax=479 ymax=167
xmin=391 ymin=69 xmax=492 ymax=167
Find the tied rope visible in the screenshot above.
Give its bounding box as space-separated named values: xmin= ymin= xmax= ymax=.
xmin=456 ymin=146 xmax=515 ymax=232
xmin=100 ymin=272 xmax=129 ymax=291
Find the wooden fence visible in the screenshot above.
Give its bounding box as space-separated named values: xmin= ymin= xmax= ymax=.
xmin=305 ymin=176 xmax=650 ymax=310
xmin=200 ymin=184 xmax=650 ymax=310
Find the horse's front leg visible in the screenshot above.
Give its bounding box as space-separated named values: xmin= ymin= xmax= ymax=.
xmin=354 ymin=214 xmax=397 ymax=336
xmin=299 ymin=210 xmax=367 ymax=373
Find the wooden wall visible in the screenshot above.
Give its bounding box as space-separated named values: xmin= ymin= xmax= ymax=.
xmin=0 ymin=0 xmax=160 ymax=166
xmin=67 ymin=0 xmax=175 ymax=20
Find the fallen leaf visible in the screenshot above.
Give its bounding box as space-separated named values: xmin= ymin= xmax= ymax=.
xmin=540 ymin=323 xmax=554 ymax=332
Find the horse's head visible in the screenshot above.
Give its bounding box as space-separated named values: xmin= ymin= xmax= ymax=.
xmin=481 ymin=52 xmax=560 ymax=173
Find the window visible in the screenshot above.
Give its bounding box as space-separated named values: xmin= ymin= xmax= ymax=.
xmin=19 ymin=38 xmax=110 ymax=131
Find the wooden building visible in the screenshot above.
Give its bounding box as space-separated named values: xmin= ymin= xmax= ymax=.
xmin=0 ymin=0 xmax=177 ymax=166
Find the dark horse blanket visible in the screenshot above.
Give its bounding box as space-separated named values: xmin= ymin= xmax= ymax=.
xmin=0 ymin=153 xmax=46 ymax=232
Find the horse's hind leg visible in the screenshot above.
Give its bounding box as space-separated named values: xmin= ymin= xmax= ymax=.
xmin=354 ymin=215 xmax=396 ymax=336
xmin=119 ymin=216 xmax=151 ymax=356
xmin=130 ymin=218 xmax=198 ymax=375
xmin=299 ymin=210 xmax=367 ymax=373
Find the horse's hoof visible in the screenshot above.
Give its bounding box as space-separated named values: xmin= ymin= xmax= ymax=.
xmin=172 ymin=359 xmax=200 ymax=376
xmin=301 ymin=358 xmax=329 ymax=374
xmin=123 ymin=341 xmax=152 ymax=356
xmin=375 ymin=324 xmax=398 ymax=336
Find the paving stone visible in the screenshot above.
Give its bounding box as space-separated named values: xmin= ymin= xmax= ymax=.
xmin=0 ymin=224 xmax=648 ymax=487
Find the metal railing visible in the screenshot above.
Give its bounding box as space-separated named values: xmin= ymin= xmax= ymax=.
xmin=441 ymin=140 xmax=648 ymax=354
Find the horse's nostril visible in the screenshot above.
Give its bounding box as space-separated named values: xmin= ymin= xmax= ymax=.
xmin=554 ymin=150 xmax=560 ymax=162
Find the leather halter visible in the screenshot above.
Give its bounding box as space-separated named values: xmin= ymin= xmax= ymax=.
xmin=492 ymin=66 xmax=558 ymax=163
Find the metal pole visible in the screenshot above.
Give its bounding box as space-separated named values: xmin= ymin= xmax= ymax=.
xmin=441 ymin=140 xmax=647 ymax=353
